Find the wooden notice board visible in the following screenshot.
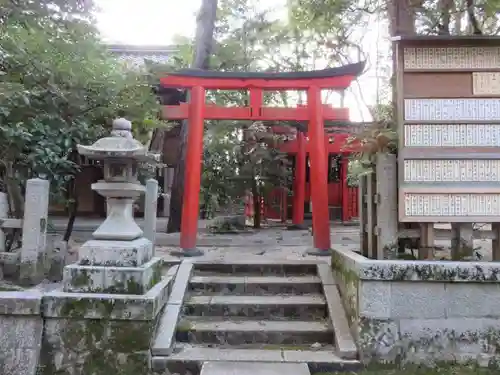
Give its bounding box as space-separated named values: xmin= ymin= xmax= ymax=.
xmin=394 ymin=36 xmax=500 ymax=223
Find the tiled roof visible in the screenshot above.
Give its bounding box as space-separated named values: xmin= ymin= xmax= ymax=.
xmin=107 ymin=44 xmax=178 ymax=69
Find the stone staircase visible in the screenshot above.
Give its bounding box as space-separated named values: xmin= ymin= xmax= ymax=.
xmin=151 ymin=260 xmax=360 ymax=374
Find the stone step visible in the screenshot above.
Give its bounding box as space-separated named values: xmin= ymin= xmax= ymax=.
xmin=151 ymin=345 xmax=361 ymax=375
xmin=200 ymin=361 xmax=311 ymax=375
xmin=176 ymin=319 xmax=332 ymax=345
xmin=183 ymin=295 xmax=327 ymax=320
xmin=189 ymin=275 xmax=322 ymax=295
xmin=192 ymin=260 xmax=319 ymax=276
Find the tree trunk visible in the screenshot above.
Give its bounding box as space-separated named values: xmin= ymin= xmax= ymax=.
xmin=437 ymin=0 xmax=454 ymax=35
xmin=167 ymin=0 xmax=218 ymax=233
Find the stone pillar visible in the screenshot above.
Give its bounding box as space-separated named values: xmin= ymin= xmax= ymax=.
xmin=163 ymin=167 xmax=174 ymax=217
xmin=0 ymin=192 xmax=7 ymax=252
xmin=358 ymin=175 xmax=369 ymax=257
xmin=19 ymin=178 xmax=49 ymax=285
xmin=366 ymin=172 xmax=377 ymax=259
xmin=144 ymin=178 xmax=158 ymax=252
xmin=375 ymin=153 xmax=398 ymax=259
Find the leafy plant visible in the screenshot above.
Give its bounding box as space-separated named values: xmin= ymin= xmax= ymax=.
xmin=0 ymin=0 xmax=164 ymax=247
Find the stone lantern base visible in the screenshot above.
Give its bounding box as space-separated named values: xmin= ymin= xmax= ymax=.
xmin=62 ymin=238 xmax=162 ymax=294
xmin=38 ymin=237 xmax=173 ymax=374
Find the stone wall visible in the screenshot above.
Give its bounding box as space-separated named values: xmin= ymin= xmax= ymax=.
xmin=0 ymin=291 xmax=43 ymax=375
xmin=332 ymin=248 xmax=500 ymax=366
xmin=0 ymin=271 xmax=175 ymax=375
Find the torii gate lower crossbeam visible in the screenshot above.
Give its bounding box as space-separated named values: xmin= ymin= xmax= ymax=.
xmin=160 ymin=62 xmax=365 ymax=256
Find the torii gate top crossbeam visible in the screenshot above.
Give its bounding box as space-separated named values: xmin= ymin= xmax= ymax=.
xmin=160 ymin=61 xmax=365 ymax=90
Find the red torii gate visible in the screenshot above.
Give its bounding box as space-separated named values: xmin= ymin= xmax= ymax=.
xmin=269 ymin=125 xmax=362 ymax=225
xmin=160 ymin=62 xmax=365 ymax=256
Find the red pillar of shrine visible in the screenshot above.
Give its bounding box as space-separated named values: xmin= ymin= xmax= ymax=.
xmin=306 ymin=86 xmax=331 ymax=254
xmin=291 ymin=131 xmax=307 ymax=229
xmin=180 ymin=85 xmax=206 ymax=256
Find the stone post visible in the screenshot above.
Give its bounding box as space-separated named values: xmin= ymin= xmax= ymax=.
xmin=375 ymin=153 xmax=398 ymax=260
xmin=19 ymin=178 xmax=49 ymax=285
xmin=0 ymin=192 xmax=7 ymax=252
xmin=144 ymin=178 xmax=158 ymax=253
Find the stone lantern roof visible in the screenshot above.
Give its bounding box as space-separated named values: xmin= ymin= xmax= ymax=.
xmin=77 ymin=118 xmax=160 ymax=162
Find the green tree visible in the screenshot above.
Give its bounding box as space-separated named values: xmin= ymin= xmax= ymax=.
xmin=0 ymin=0 xmax=162 ymax=248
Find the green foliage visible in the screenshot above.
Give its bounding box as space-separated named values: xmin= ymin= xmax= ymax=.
xmin=0 ymin=0 xmax=162 ymax=203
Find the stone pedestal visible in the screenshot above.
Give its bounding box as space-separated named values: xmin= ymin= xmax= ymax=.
xmin=39 ymin=232 xmax=171 ymax=374
xmin=39 ymin=275 xmax=171 ymax=375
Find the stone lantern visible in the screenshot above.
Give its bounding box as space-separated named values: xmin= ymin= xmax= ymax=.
xmin=43 ymin=119 xmax=172 ymax=374
xmin=62 ymin=118 xmax=162 ymax=294
xmin=77 ymin=118 xmax=157 ymax=241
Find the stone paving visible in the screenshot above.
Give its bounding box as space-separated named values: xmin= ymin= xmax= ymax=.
xmin=62 ymin=219 xmax=496 ymax=263
xmin=155 ymin=224 xmax=361 ymax=264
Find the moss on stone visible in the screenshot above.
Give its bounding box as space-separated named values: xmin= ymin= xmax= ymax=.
xmin=107 ymin=321 xmax=153 ymax=352
xmin=318 ymin=363 xmax=500 ymax=375
xmin=102 ymin=278 xmax=143 ymax=295
xmin=176 ymin=319 xmax=193 ymax=332
xmin=19 ymin=258 xmax=45 ymax=286
xmin=59 ymin=297 xmax=118 ymax=318
xmin=71 ymin=269 xmax=92 ymax=287
xmin=41 ymin=317 xmax=157 ymax=374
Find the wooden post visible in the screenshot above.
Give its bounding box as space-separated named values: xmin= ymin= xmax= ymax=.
xmin=340 ymin=156 xmax=349 ymax=222
xmin=366 ymin=172 xmax=377 ymax=259
xmin=306 ymin=86 xmax=331 ymax=254
xmin=292 ymin=132 xmax=306 ymax=227
xmin=492 ymin=223 xmax=500 ymax=261
xmin=0 ymin=192 xmax=7 ymax=252
xmin=180 ymin=86 xmax=205 ymax=256
xmin=451 ymin=223 xmax=474 ymax=260
xmin=419 ymin=223 xmax=435 ymax=260
xmin=375 ymin=153 xmax=398 ymax=259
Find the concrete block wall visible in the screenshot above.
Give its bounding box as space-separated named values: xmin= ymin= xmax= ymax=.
xmin=332 ymin=247 xmax=500 ymax=365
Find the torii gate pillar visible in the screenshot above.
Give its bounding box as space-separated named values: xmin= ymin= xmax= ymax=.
xmin=306 ymin=86 xmax=331 ymax=254
xmin=180 ymin=86 xmax=205 ymax=256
